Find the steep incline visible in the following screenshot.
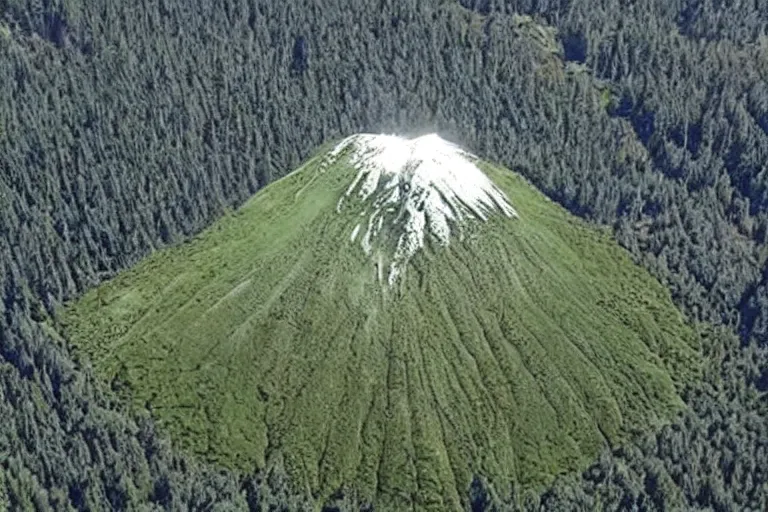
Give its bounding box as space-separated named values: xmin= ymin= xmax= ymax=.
xmin=331 ymin=134 xmax=516 ymax=284
xmin=61 ymin=135 xmax=700 ymax=511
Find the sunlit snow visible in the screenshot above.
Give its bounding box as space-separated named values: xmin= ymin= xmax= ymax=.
xmin=328 ymin=133 xmax=517 ymax=285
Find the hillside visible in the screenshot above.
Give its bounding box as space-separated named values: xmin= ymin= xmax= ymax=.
xmin=2 ymin=0 xmax=768 ymax=509
xmin=61 ymin=134 xmax=700 ymax=510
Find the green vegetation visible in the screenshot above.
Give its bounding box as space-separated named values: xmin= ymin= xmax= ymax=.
xmin=62 ymin=152 xmax=700 ymax=510
xmin=0 ymin=466 xmax=7 ymax=511
xmin=2 ymin=0 xmax=768 ymax=509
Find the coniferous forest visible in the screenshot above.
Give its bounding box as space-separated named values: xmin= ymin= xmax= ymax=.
xmin=1 ymin=0 xmax=767 ymax=510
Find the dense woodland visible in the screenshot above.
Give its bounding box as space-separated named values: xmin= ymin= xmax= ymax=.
xmin=0 ymin=0 xmax=767 ymax=509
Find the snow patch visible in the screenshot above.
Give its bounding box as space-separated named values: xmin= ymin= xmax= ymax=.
xmin=350 ymin=224 xmax=361 ymax=242
xmin=328 ymin=133 xmax=517 ymax=285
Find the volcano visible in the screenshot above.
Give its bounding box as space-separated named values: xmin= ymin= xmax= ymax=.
xmin=62 ymin=133 xmax=700 ymax=511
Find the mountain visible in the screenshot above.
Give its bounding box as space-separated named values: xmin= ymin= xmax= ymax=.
xmin=60 ymin=133 xmax=700 ymax=510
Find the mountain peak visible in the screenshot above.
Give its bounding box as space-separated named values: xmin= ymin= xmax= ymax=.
xmin=327 ymin=133 xmax=517 ymax=284
xmin=64 ymin=138 xmax=699 ymax=509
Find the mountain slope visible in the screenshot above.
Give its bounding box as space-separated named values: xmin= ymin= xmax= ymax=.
xmin=60 ymin=134 xmax=700 ymax=510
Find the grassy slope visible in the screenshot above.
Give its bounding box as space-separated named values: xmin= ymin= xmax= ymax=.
xmin=60 ymin=152 xmax=700 ymax=511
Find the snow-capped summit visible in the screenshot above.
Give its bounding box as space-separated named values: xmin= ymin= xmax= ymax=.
xmin=327 ymin=133 xmax=517 ymax=285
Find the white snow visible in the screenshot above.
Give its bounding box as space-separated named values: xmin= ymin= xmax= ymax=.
xmin=350 ymin=224 xmax=361 ymax=242
xmin=327 ymin=133 xmax=517 ymax=285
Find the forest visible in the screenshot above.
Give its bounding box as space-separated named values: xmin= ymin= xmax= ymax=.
xmin=0 ymin=0 xmax=767 ymax=509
